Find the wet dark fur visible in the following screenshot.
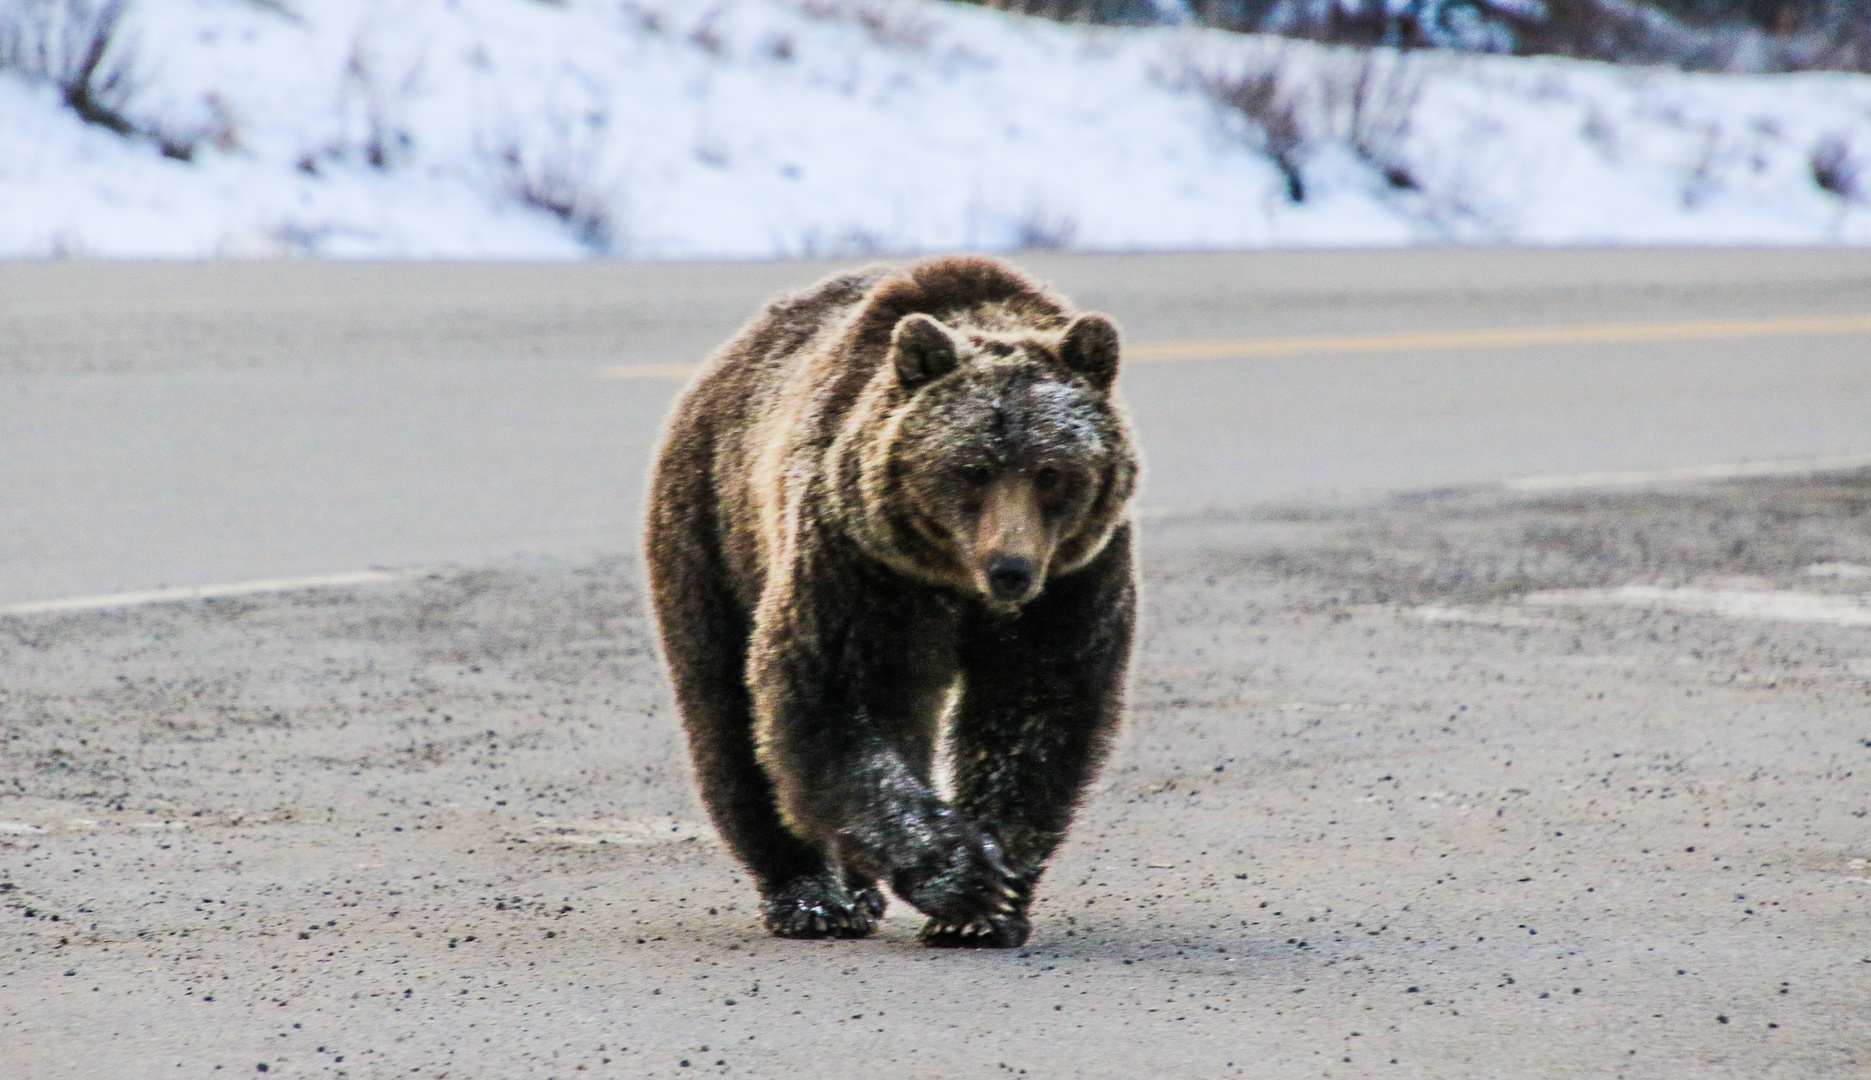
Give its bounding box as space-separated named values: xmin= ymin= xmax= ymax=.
xmin=646 ymin=255 xmax=1137 ymax=947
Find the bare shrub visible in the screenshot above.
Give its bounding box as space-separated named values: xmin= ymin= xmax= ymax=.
xmin=1251 ymin=0 xmax=1871 ymax=74
xmin=963 ymin=0 xmax=1179 ymax=23
xmin=1246 ymin=0 xmax=1528 ymax=51
xmin=688 ymin=10 xmax=725 ymax=54
xmin=0 ymin=1 xmax=159 ymax=146
xmin=1325 ymin=50 xmax=1424 ymax=190
xmin=0 ymin=0 xmax=210 ymax=158
xmin=340 ymin=36 xmax=419 ymax=170
xmin=487 ymin=112 xmax=618 ymax=253
xmin=1187 ymin=45 xmax=1427 ymax=202
xmin=1791 ymin=6 xmax=1871 ymax=73
xmin=1223 ymin=0 xmax=1721 ymax=67
xmin=1811 ymin=135 xmax=1862 ymax=201
xmin=201 ymin=90 xmax=240 ymax=153
xmin=622 ymin=3 xmax=664 ymax=34
xmin=500 ymin=149 xmax=615 ymax=252
xmin=797 ymin=0 xmax=937 ymax=48
xmin=1679 ymin=123 xmax=1721 ymax=208
xmin=784 ymin=224 xmax=890 ymax=259
xmin=1504 ymin=0 xmax=1751 ymax=69
xmin=968 ymin=0 xmax=1871 ymax=73
xmin=1190 ymin=61 xmax=1308 ymax=201
xmin=1013 ymin=199 xmax=1079 ymax=249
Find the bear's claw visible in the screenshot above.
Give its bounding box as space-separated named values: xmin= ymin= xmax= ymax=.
xmin=761 ymin=875 xmax=878 ymax=939
xmin=890 ymin=830 xmax=1033 ymax=930
xmin=918 ymin=911 xmax=1031 ymax=949
xmin=914 ymin=866 xmax=1032 ymax=947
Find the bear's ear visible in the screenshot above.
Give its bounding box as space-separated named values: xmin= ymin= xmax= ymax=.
xmin=890 ymin=313 xmax=961 ymax=389
xmin=1058 ymin=312 xmax=1121 ymax=391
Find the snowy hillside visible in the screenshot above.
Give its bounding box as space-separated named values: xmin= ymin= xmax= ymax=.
xmin=2 ymin=0 xmax=1869 ymax=258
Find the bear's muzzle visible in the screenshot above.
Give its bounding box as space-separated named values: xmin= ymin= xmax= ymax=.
xmin=985 ymin=553 xmax=1039 ymax=603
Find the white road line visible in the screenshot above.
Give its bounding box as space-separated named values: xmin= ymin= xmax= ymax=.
xmin=1522 ymin=586 xmax=1871 ymax=627
xmin=0 ymin=570 xmax=410 ymax=616
xmin=1416 ymin=605 xmax=1569 ymax=630
xmin=1504 ymin=453 xmax=1871 ymax=492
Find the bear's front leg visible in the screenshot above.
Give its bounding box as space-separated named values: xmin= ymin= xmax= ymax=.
xmin=748 ymin=579 xmax=1023 ymax=941
xmin=938 ymin=528 xmax=1136 ymax=948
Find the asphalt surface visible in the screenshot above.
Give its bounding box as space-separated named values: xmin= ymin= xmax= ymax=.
xmin=6 ymin=248 xmax=1871 ymax=604
xmin=3 ymin=250 xmax=1870 ymax=1078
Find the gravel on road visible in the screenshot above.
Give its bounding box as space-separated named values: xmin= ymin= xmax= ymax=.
xmin=4 ymin=473 xmax=1869 ymax=1078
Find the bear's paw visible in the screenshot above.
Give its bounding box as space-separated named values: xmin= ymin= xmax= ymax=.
xmin=889 ymin=831 xmax=1026 ymax=926
xmin=760 ymin=874 xmax=879 ymax=940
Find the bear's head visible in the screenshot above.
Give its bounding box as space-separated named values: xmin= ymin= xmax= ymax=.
xmin=842 ymin=306 xmax=1137 ymax=610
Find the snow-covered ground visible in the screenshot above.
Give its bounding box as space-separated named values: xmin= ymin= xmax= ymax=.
xmin=2 ymin=0 xmax=1869 ymax=258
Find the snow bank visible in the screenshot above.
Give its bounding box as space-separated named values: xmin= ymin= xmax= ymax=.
xmin=1 ymin=0 xmax=1868 ymax=258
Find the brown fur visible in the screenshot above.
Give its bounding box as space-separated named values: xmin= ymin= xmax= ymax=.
xmin=646 ymin=255 xmax=1137 ymax=947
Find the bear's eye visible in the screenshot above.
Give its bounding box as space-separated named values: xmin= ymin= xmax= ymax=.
xmin=1033 ymin=467 xmax=1061 ymax=492
xmin=957 ymin=465 xmax=991 ymax=486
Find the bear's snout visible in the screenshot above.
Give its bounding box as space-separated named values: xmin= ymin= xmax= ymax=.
xmin=972 ymin=475 xmax=1050 ymax=605
xmin=985 ymin=553 xmax=1038 ymax=603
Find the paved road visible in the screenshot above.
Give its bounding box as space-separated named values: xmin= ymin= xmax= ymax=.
xmin=4 ymin=249 xmax=1871 ymax=605
xmin=2 ymin=251 xmax=1870 ymax=1078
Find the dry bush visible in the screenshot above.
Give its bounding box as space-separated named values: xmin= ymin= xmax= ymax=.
xmin=797 ymin=0 xmax=938 ymax=48
xmin=486 ymin=112 xmax=618 ymax=252
xmin=1810 ymin=135 xmax=1863 ymax=202
xmin=1326 ymin=49 xmax=1424 ymax=190
xmin=1186 ymin=46 xmax=1426 ymax=203
xmin=1505 ymin=0 xmax=1754 ymax=68
xmin=1784 ymin=7 xmax=1871 ymax=72
xmin=1188 ymin=0 xmax=1746 ymax=67
xmin=338 ymin=34 xmax=429 ymax=171
xmin=1189 ymin=60 xmax=1308 ymax=200
xmin=0 ymin=0 xmax=211 ymax=157
xmin=1012 ymin=199 xmax=1079 ymax=248
xmin=498 ymin=145 xmax=616 ymax=252
xmin=1 ymin=1 xmax=145 ymax=144
xmin=1437 ymin=0 xmax=1871 ymax=73
xmin=965 ymin=0 xmax=1178 ymax=24
xmin=965 ymin=0 xmax=1871 ymax=73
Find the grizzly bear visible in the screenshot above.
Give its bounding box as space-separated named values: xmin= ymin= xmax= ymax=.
xmin=645 ymin=255 xmax=1137 ymax=948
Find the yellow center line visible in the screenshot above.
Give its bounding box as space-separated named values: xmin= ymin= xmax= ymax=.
xmin=1126 ymin=312 xmax=1871 ymax=362
xmin=596 ymin=312 xmax=1871 ymax=379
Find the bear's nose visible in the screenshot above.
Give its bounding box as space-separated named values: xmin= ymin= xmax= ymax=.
xmin=986 ymin=554 xmax=1037 ymax=602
